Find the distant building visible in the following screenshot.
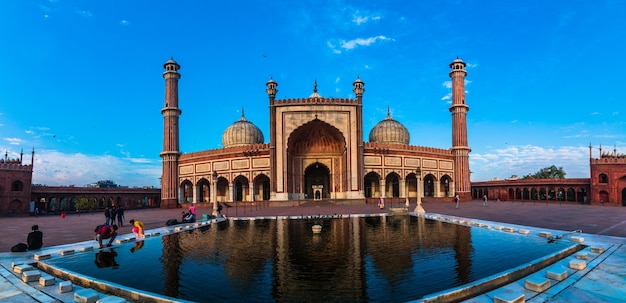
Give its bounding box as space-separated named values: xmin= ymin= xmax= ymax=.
xmin=589 ymin=145 xmax=626 ymax=205
xmin=0 ymin=150 xmax=160 ymax=216
xmin=0 ymin=150 xmax=34 ymax=214
xmin=471 ymin=145 xmax=626 ymax=206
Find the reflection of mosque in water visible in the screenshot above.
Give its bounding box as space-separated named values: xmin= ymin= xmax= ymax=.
xmin=160 ymin=58 xmax=472 ymax=208
xmin=159 ymin=217 xmax=472 ymax=301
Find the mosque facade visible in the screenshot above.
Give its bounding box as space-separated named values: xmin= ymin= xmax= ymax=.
xmin=160 ymin=58 xmax=472 ymax=208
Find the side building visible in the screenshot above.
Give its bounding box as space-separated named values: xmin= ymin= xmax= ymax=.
xmin=471 ymin=145 xmax=626 ymax=206
xmin=0 ymin=150 xmax=34 ymax=214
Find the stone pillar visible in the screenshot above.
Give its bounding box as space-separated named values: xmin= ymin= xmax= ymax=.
xmin=229 ymin=184 xmax=234 ymax=202
xmin=434 ymin=181 xmax=440 ymax=198
xmin=249 ymin=182 xmax=255 ymax=202
xmin=399 ymin=180 xmax=406 ymax=198
xmin=380 ymin=182 xmax=386 ymax=198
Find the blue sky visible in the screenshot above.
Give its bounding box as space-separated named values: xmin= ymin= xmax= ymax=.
xmin=1 ymin=0 xmax=624 ymax=188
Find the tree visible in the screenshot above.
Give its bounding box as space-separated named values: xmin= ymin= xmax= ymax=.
xmin=521 ymin=165 xmax=566 ymax=179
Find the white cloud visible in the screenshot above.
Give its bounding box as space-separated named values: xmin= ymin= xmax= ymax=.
xmin=339 ymin=36 xmax=394 ymax=50
xmin=77 ymin=10 xmax=93 ymax=18
xmin=352 ymin=12 xmax=381 ymax=25
xmin=442 ymin=81 xmax=452 ymax=89
xmin=470 ymin=144 xmax=590 ymax=181
xmin=31 ymin=150 xmax=161 ymax=187
xmin=120 ymin=20 xmax=130 ymax=26
xmin=5 ymin=138 xmax=22 ymax=145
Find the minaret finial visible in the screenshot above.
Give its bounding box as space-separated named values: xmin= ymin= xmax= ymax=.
xmin=313 ymin=80 xmax=318 ymax=93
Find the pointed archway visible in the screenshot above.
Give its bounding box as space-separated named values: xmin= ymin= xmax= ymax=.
xmin=304 ymin=162 xmax=330 ymax=199
xmin=287 ymin=119 xmax=346 ymax=199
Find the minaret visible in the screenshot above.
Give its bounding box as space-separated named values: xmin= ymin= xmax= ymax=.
xmin=353 ymin=77 xmax=365 ymax=196
xmin=161 ymin=58 xmax=182 ymax=208
xmin=266 ymin=78 xmax=278 ymax=199
xmin=449 ymin=58 xmax=471 ymax=200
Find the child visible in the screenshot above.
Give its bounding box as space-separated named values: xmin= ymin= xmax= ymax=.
xmin=129 ymin=219 xmax=145 ymax=238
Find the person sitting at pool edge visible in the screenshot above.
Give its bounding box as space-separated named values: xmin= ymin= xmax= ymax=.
xmin=95 ymin=224 xmax=118 ymax=249
xmin=129 ymin=219 xmax=145 ymax=238
xmin=27 ymin=224 xmax=43 ymax=250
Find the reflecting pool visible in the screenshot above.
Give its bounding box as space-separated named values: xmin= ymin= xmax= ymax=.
xmin=41 ymin=216 xmax=575 ymax=302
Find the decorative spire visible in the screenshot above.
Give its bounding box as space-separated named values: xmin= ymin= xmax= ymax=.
xmin=308 ymin=80 xmax=322 ymax=98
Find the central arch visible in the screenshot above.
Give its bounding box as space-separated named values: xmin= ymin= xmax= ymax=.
xmin=286 ymin=119 xmax=347 ymax=199
xmin=304 ymin=162 xmax=330 ymax=199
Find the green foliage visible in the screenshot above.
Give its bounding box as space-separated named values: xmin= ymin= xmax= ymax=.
xmin=521 ymin=165 xmax=566 ymax=179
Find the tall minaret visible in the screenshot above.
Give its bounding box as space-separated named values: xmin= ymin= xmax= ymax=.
xmin=449 ymin=58 xmax=471 ymax=200
xmin=161 ymin=59 xmax=182 ymax=208
xmin=353 ymin=77 xmax=365 ymax=196
xmin=266 ymin=78 xmax=278 ymax=199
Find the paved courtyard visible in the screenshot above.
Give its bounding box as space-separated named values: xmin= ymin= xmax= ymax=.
xmin=1 ymin=199 xmax=626 ymax=302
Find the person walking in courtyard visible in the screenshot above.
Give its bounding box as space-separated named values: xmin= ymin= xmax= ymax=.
xmin=129 ymin=219 xmax=145 ymax=238
xmin=95 ymin=224 xmax=118 ymax=249
xmin=110 ymin=206 xmax=117 ymax=226
xmin=455 ymin=195 xmax=460 ymax=209
xmin=378 ymin=197 xmax=385 ymax=210
xmin=483 ymin=195 xmax=488 ymax=207
xmin=27 ymin=225 xmax=43 ymax=250
xmin=104 ymin=206 xmax=111 ymax=225
xmin=116 ymin=205 xmax=125 ymax=227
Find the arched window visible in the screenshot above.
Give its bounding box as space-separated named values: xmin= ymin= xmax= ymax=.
xmin=11 ymin=181 xmax=23 ymax=191
xmin=599 ymin=174 xmax=608 ymax=184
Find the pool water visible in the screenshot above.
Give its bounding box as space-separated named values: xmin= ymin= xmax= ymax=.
xmin=41 ymin=216 xmax=575 ymax=302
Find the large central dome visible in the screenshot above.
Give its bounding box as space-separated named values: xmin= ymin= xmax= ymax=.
xmin=222 ymin=110 xmax=264 ymax=148
xmin=369 ymin=109 xmax=410 ymax=144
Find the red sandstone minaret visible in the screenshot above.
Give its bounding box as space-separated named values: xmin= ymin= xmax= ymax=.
xmin=449 ymin=58 xmax=471 ymax=200
xmin=161 ymin=59 xmax=182 ymax=208
xmin=266 ymin=78 xmax=278 ymax=199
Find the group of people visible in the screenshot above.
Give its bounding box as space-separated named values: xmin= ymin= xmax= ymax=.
xmin=104 ymin=205 xmax=125 ymax=227
xmin=94 ymin=218 xmax=144 ymax=249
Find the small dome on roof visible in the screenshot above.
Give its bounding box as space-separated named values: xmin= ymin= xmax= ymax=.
xmin=222 ymin=109 xmax=264 ymax=148
xmin=369 ymin=108 xmax=410 ymax=144
xmin=309 ymin=80 xmax=322 ymax=98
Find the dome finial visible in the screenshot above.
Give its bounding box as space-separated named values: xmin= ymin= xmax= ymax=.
xmin=313 ymin=80 xmax=318 ymax=93
xmin=241 ymin=106 xmax=245 ymax=118
xmin=387 ymin=106 xmax=391 ymax=117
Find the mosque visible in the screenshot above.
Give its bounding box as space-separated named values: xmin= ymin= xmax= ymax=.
xmin=160 ymin=58 xmax=472 ymax=208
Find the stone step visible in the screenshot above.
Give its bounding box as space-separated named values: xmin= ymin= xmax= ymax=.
xmin=74 ymin=288 xmax=101 ymax=303
xmin=524 ymin=276 xmax=550 ymax=292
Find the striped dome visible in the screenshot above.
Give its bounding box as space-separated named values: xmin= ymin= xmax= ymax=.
xmin=368 ymin=110 xmax=410 ymax=144
xmin=222 ymin=111 xmax=264 ymax=148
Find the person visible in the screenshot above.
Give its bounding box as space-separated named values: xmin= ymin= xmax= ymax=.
xmin=104 ymin=207 xmax=111 ymax=225
xmin=455 ymin=195 xmax=460 ymax=209
xmin=35 ymin=207 xmax=39 ymax=217
xmin=95 ymin=224 xmax=118 ymax=249
xmin=483 ymin=195 xmax=488 ymax=207
xmin=183 ymin=211 xmax=196 ymax=223
xmin=217 ymin=203 xmax=223 ymax=217
xmin=26 ymin=225 xmax=43 ymax=250
xmin=109 ymin=206 xmax=117 ymax=225
xmin=189 ymin=204 xmax=196 ymax=216
xmin=116 ymin=206 xmax=125 ymax=227
xmin=129 ymin=219 xmax=145 ymax=238
xmin=378 ymin=197 xmax=385 ymax=210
